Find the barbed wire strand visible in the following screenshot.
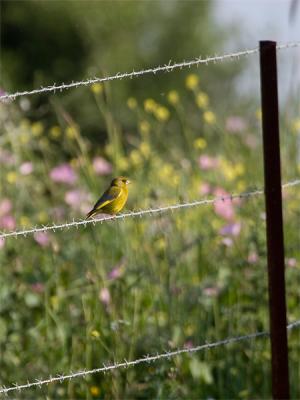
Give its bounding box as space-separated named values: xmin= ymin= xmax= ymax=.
xmin=0 ymin=179 xmax=299 ymax=241
xmin=1 ymin=42 xmax=299 ymax=102
xmin=1 ymin=320 xmax=299 ymax=395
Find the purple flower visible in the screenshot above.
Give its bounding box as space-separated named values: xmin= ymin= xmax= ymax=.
xmin=0 ymin=215 xmax=16 ymax=230
xmin=108 ymin=266 xmax=123 ymax=280
xmin=34 ymin=231 xmax=50 ymax=247
xmin=99 ymin=287 xmax=111 ymax=306
xmin=93 ymin=157 xmax=113 ymax=176
xmin=220 ymin=222 xmax=241 ymax=236
xmin=226 ymin=116 xmax=247 ymax=133
xmin=0 ymin=198 xmax=12 ymax=217
xmin=64 ymin=189 xmax=90 ymax=211
xmin=50 ymin=163 xmax=77 ymax=184
xmin=19 ymin=162 xmax=33 ymax=175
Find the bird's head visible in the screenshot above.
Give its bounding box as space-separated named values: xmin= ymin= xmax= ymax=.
xmin=111 ymin=176 xmax=131 ymax=187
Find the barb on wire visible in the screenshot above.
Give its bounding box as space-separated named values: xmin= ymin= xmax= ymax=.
xmin=0 ymin=320 xmax=299 ymax=395
xmin=1 ymin=42 xmax=299 ymax=101
xmin=0 ymin=179 xmax=299 ymax=241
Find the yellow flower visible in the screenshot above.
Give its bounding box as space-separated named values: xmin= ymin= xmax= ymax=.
xmin=91 ymin=83 xmax=103 ymax=94
xmin=20 ymin=216 xmax=30 ymax=227
xmin=185 ymin=73 xmax=199 ymax=90
xmin=144 ymin=98 xmax=157 ymax=113
xmin=90 ymin=386 xmax=100 ymax=397
xmin=31 ymin=122 xmax=44 ymax=137
xmin=167 ymin=90 xmax=179 ymax=105
xmin=38 ymin=211 xmax=48 ymax=224
xmin=130 ymin=149 xmax=142 ymax=166
xmin=291 ymin=118 xmax=300 ymax=133
xmin=6 ymin=171 xmax=17 ymax=184
xmin=203 ymin=110 xmax=216 ymax=125
xmin=255 ymin=108 xmax=262 ymax=121
xmin=139 ymin=120 xmax=151 ymax=135
xmin=193 ymin=137 xmax=207 ymax=150
xmin=66 ymin=126 xmax=77 ymax=139
xmin=184 ymin=324 xmax=195 ymax=336
xmin=161 ymin=163 xmax=174 ymax=178
xmin=139 ymin=142 xmax=151 ymax=158
xmin=20 ymin=132 xmax=30 ymax=144
xmin=196 ymin=92 xmax=209 ymax=109
xmin=127 ymin=97 xmax=137 ymax=110
xmin=154 ymin=106 xmax=170 ymax=122
xmin=90 ymin=329 xmax=100 ymax=338
xmin=50 ymin=126 xmax=61 ymax=139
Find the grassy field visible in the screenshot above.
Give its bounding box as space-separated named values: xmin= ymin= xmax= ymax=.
xmin=0 ymin=74 xmax=300 ymax=399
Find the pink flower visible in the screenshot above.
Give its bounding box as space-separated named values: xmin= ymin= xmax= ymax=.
xmin=199 ymin=182 xmax=211 ymax=195
xmin=198 ymin=155 xmax=219 ymax=170
xmin=0 ymin=238 xmax=5 ymax=249
xmin=221 ymin=237 xmax=233 ymax=247
xmin=203 ymin=287 xmax=220 ymax=297
xmin=214 ymin=188 xmax=235 ymax=221
xmin=50 ymin=163 xmax=77 ymax=184
xmin=34 ymin=231 xmax=50 ymax=247
xmin=0 ymin=198 xmax=12 ymax=217
xmin=108 ymin=266 xmax=123 ymax=280
xmin=286 ymin=258 xmax=297 ymax=268
xmin=31 ymin=282 xmax=45 ymax=293
xmin=184 ymin=340 xmax=194 ymax=349
xmin=20 ymin=162 xmax=33 ymax=175
xmin=0 ymin=215 xmax=16 ymax=230
xmin=99 ymin=288 xmax=111 ymax=306
xmin=64 ymin=190 xmax=90 ymax=211
xmin=226 ymin=116 xmax=247 ymax=133
xmin=220 ymin=222 xmax=241 ymax=236
xmin=248 ymin=251 xmax=259 ymax=264
xmin=93 ymin=157 xmax=113 ymax=176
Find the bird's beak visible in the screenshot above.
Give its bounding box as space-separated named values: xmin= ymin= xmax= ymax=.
xmin=126 ymin=179 xmax=131 ymax=185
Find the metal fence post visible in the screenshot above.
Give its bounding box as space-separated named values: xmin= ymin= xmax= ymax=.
xmin=259 ymin=40 xmax=290 ymax=399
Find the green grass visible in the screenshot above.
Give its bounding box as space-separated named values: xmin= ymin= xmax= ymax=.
xmin=0 ymin=76 xmax=300 ymax=399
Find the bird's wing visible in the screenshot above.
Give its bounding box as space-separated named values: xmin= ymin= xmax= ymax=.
xmin=92 ymin=186 xmax=122 ymax=211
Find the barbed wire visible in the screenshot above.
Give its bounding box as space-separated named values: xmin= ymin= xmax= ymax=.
xmin=1 ymin=42 xmax=299 ymax=102
xmin=0 ymin=179 xmax=299 ymax=241
xmin=0 ymin=320 xmax=299 ymax=395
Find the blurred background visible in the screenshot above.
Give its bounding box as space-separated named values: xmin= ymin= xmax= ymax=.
xmin=0 ymin=1 xmax=300 ymax=399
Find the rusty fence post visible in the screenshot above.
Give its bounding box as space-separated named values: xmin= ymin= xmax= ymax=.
xmin=259 ymin=40 xmax=290 ymax=399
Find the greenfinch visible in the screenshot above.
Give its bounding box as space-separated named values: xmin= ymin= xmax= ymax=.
xmin=86 ymin=176 xmax=131 ymax=219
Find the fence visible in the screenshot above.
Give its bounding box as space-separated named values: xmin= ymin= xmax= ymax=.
xmin=1 ymin=41 xmax=300 ymax=397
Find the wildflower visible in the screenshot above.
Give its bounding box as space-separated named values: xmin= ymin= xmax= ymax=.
xmin=90 ymin=386 xmax=101 ymax=397
xmin=139 ymin=120 xmax=151 ymax=135
xmin=31 ymin=122 xmax=44 ymax=137
xmin=99 ymin=287 xmax=111 ymax=306
xmin=286 ymin=258 xmax=297 ymax=268
xmin=34 ymin=232 xmax=50 ymax=247
xmin=0 ymin=215 xmax=16 ymax=230
xmin=185 ymin=73 xmax=199 ymax=90
xmin=226 ymin=116 xmax=247 ymax=133
xmin=196 ymin=92 xmax=209 ymax=109
xmin=248 ymin=251 xmax=259 ymax=264
xmin=203 ymin=110 xmax=216 ymax=125
xmin=64 ymin=189 xmax=90 ymax=211
xmin=220 ymin=222 xmax=241 ymax=236
xmin=291 ymin=118 xmax=300 ymax=133
xmin=0 ymin=199 xmax=12 ymax=216
xmin=222 ymin=237 xmax=233 ymax=247
xmin=31 ymin=282 xmax=45 ymax=293
xmin=6 ymin=171 xmax=17 ymax=184
xmin=127 ymin=97 xmax=137 ymax=110
xmin=49 ymin=126 xmax=61 ymax=139
xmin=144 ymin=98 xmax=157 ymax=113
xmin=214 ymin=188 xmax=235 ymax=221
xmin=154 ymin=106 xmax=170 ymax=122
xmin=90 ymin=330 xmax=100 ymax=338
xmin=199 ymin=182 xmax=211 ymax=195
xmin=198 ymin=155 xmax=219 ymax=170
xmin=193 ymin=137 xmax=207 ymax=150
xmin=65 ymin=126 xmax=77 ymax=139
xmin=203 ymin=286 xmax=220 ymax=297
xmin=167 ymin=90 xmax=179 ymax=105
xmin=92 ymin=156 xmax=112 ymax=176
xmin=19 ymin=161 xmax=33 ymax=175
xmin=20 ymin=216 xmax=30 ymax=227
xmin=108 ymin=265 xmax=124 ymax=280
xmin=91 ymin=83 xmax=103 ymax=94
xmin=50 ymin=163 xmax=77 ymax=184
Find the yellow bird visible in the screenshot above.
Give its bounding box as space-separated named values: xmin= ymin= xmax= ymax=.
xmin=86 ymin=176 xmax=131 ymax=219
